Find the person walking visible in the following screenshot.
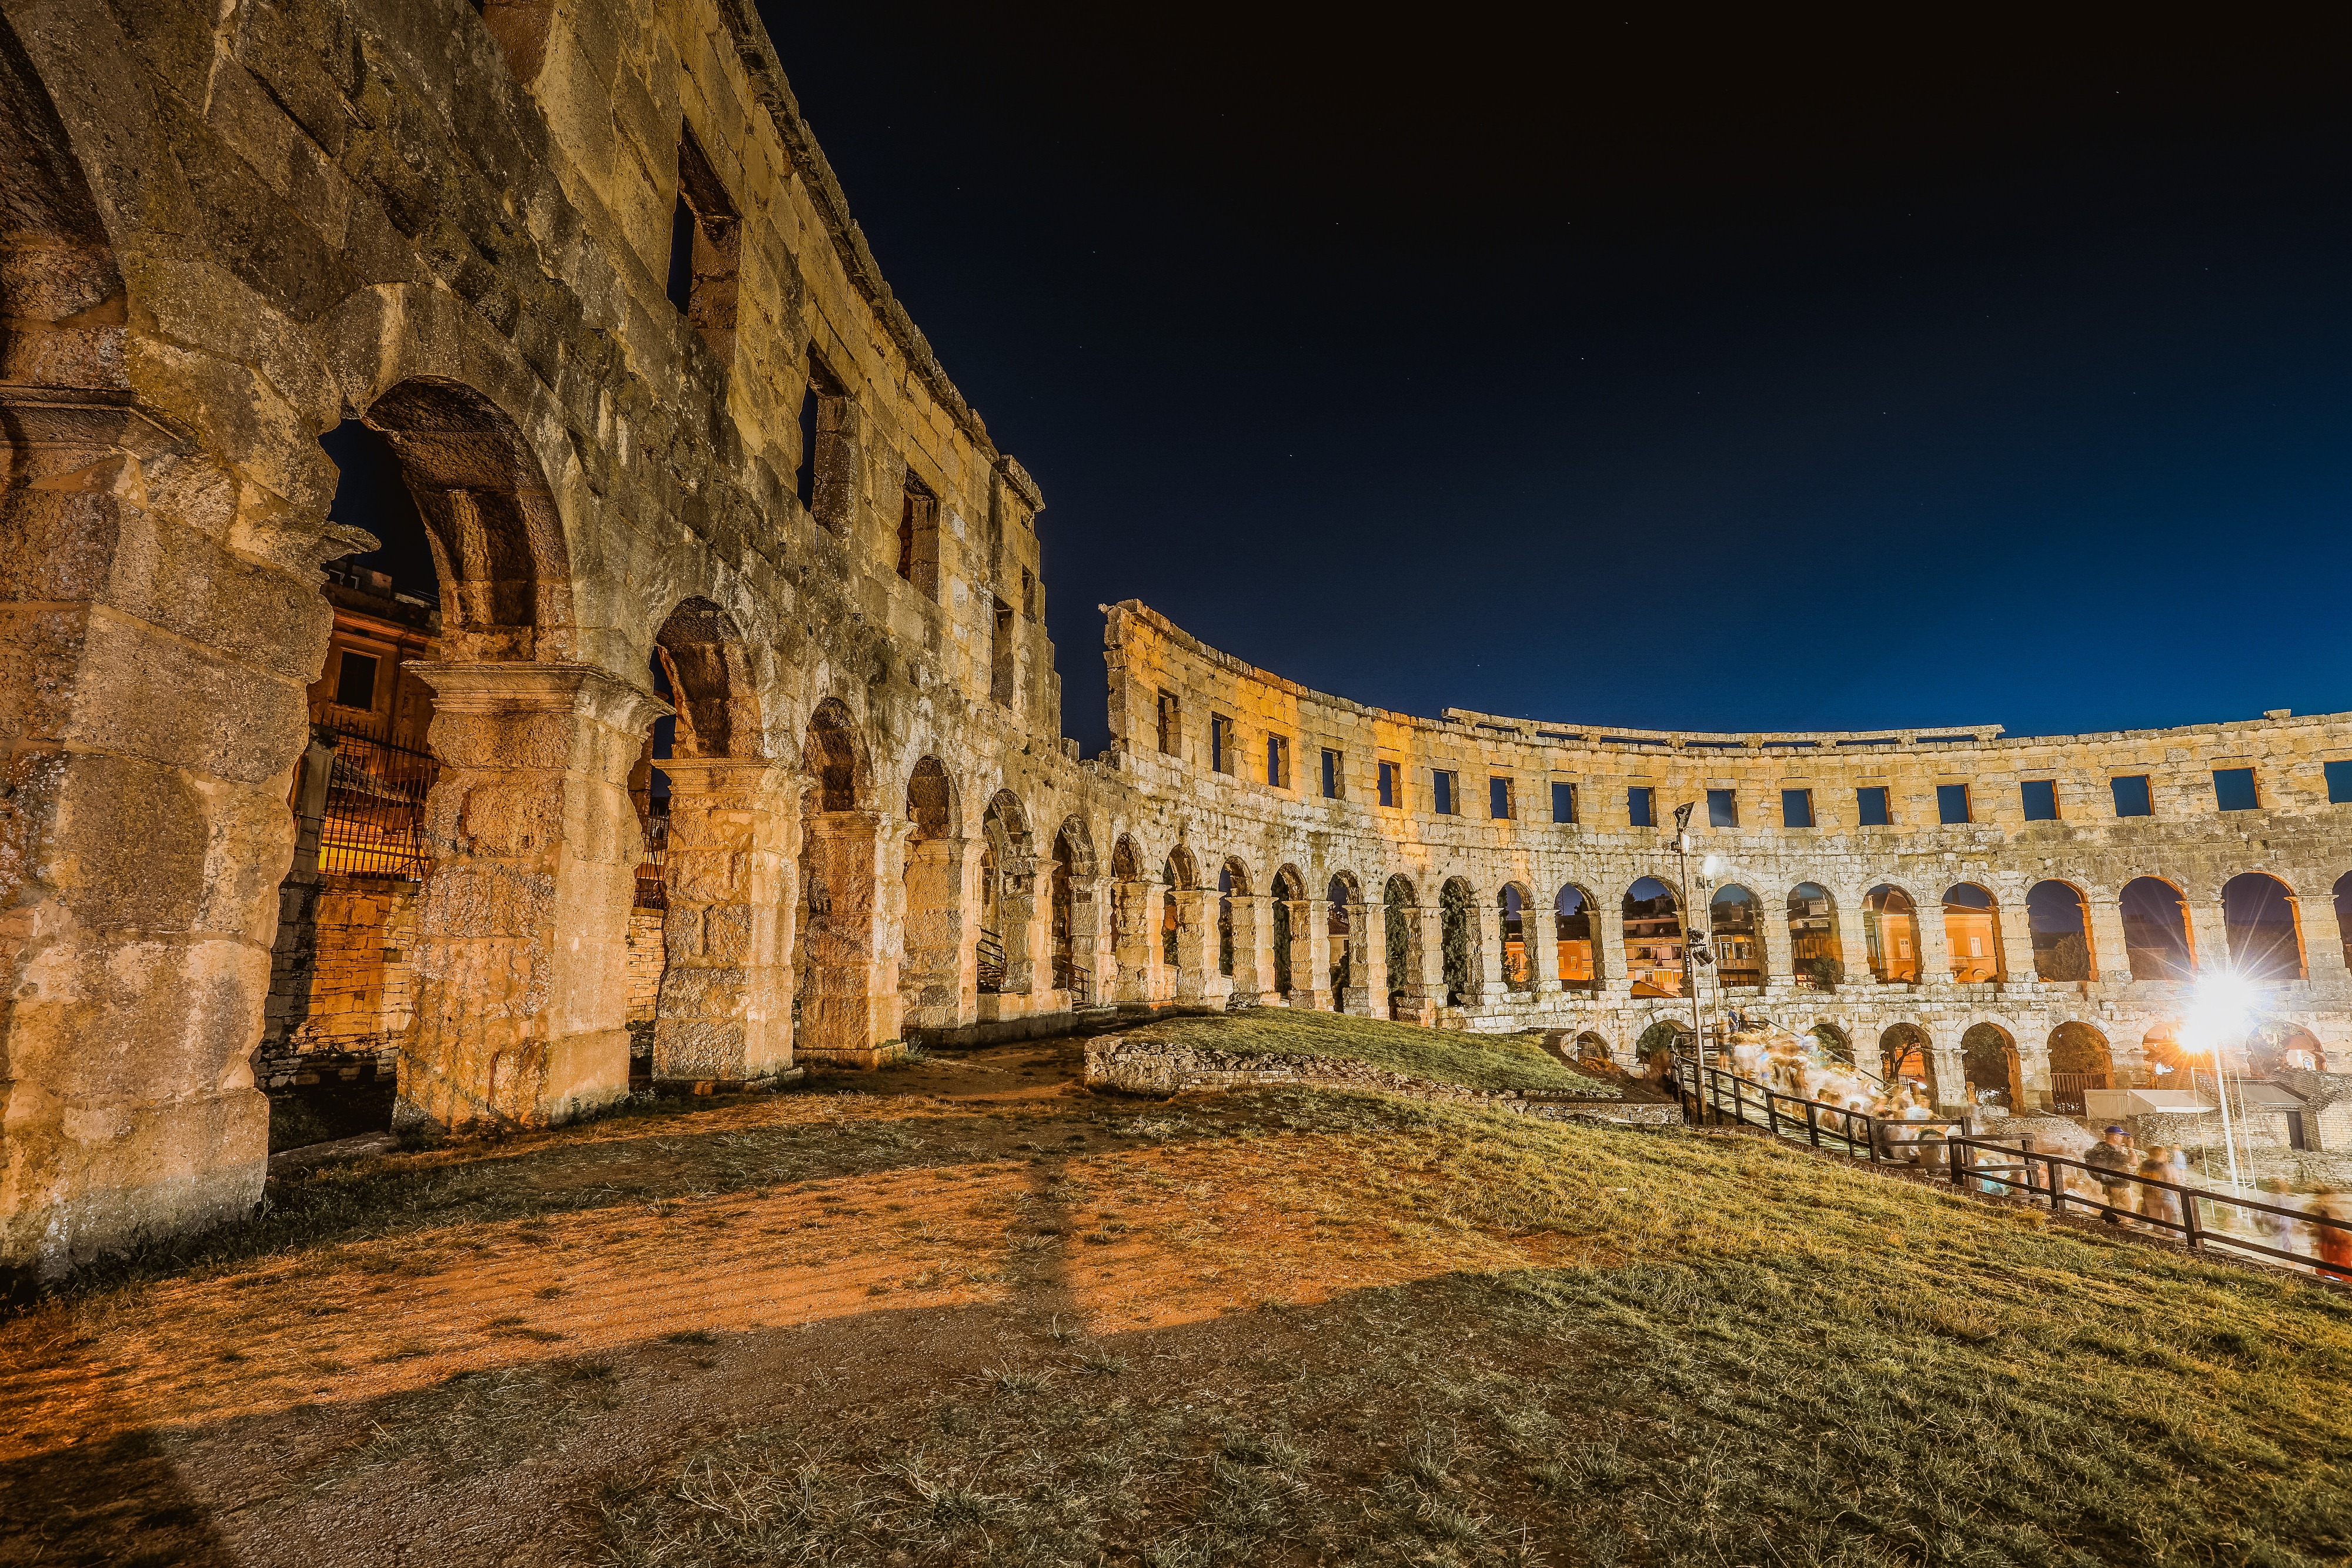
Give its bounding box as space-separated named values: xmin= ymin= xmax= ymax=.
xmin=2310 ymin=1188 xmax=2352 ymax=1283
xmin=2252 ymin=1176 xmax=2304 ymax=1260
xmin=2083 ymin=1125 xmax=2135 ymax=1224
xmin=2137 ymin=1146 xmax=2181 ymax=1233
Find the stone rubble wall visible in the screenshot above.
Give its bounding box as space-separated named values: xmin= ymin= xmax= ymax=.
xmin=255 ymin=875 xmax=417 ymax=1090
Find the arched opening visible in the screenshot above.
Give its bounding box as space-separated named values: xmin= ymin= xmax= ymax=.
xmin=1941 ymin=884 xmax=2004 ymax=984
xmin=2117 ymin=877 xmax=2194 ymax=983
xmin=1440 ymin=878 xmax=1478 ymax=1004
xmin=1624 ymin=877 xmax=1683 ymax=997
xmin=1328 ymin=873 xmax=1364 ymax=1007
xmin=1555 ymin=885 xmax=1598 ymax=991
xmin=1812 ymin=1021 xmax=1856 ymax=1065
xmin=1385 ymin=875 xmax=1421 ymax=1018
xmin=2223 ymin=872 xmax=2304 ymax=981
xmin=2025 ymin=881 xmax=2093 ymax=982
xmin=796 ymin=698 xmax=897 ymax=1058
xmin=2249 ymin=1022 xmax=2328 ymax=1075
xmin=1498 ymin=884 xmax=1532 ymax=991
xmin=1863 ymin=886 xmax=1920 ymax=984
xmin=2335 ymin=872 xmax=2352 ymax=974
xmin=1709 ymin=884 xmax=1761 ymax=988
xmin=1108 ymin=834 xmax=1154 ymax=1004
xmin=978 ymin=791 xmax=1034 ymax=995
xmin=1218 ymin=858 xmax=1252 ymax=987
xmin=1879 ymin=1023 xmax=1935 ymax=1101
xmin=1633 ymin=1019 xmax=1691 ymax=1078
xmin=1163 ymin=848 xmax=1197 ymax=977
xmin=1050 ymin=821 xmax=1098 ymax=1002
xmin=2047 ymin=1021 xmax=2113 ymax=1112
xmin=1960 ymin=1022 xmax=2020 ymax=1112
xmin=900 ymin=757 xmax=967 ymax=1032
xmin=2140 ymin=1020 xmax=2191 ymax=1089
xmin=1787 ymin=884 xmax=1841 ymax=989
xmin=1269 ymin=865 xmax=1307 ymax=999
xmin=1572 ymin=1032 xmax=1615 ymax=1069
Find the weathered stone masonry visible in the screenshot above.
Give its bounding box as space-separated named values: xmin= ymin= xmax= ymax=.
xmin=3 ymin=0 xmax=2350 ymax=1279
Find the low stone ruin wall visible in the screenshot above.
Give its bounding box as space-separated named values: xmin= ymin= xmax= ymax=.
xmin=1083 ymin=1037 xmax=1683 ymax=1125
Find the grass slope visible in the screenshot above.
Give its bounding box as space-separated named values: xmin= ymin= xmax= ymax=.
xmin=1126 ymin=1007 xmax=1622 ymax=1096
xmin=4 ymin=1042 xmax=2348 ymax=1567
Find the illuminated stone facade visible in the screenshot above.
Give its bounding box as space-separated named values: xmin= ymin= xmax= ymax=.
xmin=4 ymin=0 xmax=2349 ymax=1277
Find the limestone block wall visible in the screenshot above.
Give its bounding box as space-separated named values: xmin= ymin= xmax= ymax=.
xmin=255 ymin=875 xmax=417 ymax=1091
xmin=625 ymin=907 xmax=666 ymax=1024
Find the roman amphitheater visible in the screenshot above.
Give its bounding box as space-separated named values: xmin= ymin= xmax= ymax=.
xmin=5 ymin=0 xmax=2349 ymax=1286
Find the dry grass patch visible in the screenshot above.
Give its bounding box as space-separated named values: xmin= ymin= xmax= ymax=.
xmin=1121 ymin=1008 xmax=1621 ymax=1096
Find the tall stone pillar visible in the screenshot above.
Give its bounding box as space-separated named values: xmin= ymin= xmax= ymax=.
xmin=2087 ymin=892 xmax=2130 ymax=984
xmin=1174 ymin=888 xmax=1219 ymax=1002
xmin=900 ymin=834 xmax=971 ymax=1033
xmin=1415 ymin=903 xmax=1448 ymax=1007
xmin=1530 ymin=900 xmax=1563 ymax=995
xmin=1351 ymin=899 xmax=1384 ymax=1015
xmin=1595 ymin=900 xmax=1632 ymax=1002
xmin=799 ymin=810 xmax=906 ymax=1062
xmin=1297 ymin=895 xmax=1332 ymax=1010
xmin=401 ymin=664 xmax=664 ymax=1129
xmin=1 ymin=397 xmax=343 ymax=1277
xmin=1759 ymin=903 xmax=1795 ymax=994
xmin=2191 ymin=898 xmax=2233 ymax=977
xmin=652 ymin=759 xmax=802 ymax=1088
xmin=1916 ymin=900 xmax=1955 ymax=985
xmin=1110 ymin=875 xmax=1155 ymax=1003
xmin=1232 ymin=893 xmax=1272 ymax=1002
xmin=1998 ymin=897 xmax=2040 ymax=985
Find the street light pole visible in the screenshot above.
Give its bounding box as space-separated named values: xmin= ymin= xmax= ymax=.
xmin=1673 ymin=803 xmax=1708 ymax=1057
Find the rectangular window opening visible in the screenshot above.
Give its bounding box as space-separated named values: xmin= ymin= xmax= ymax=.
xmin=1551 ymin=780 xmax=1577 ymax=824
xmin=1780 ymin=788 xmax=1813 ymax=828
xmin=1211 ymin=716 xmax=1233 ymax=775
xmin=1267 ymin=734 xmax=1291 ymax=790
xmin=1377 ymin=760 xmax=1398 ymax=808
xmin=1856 ymin=785 xmax=1892 ymax=827
xmin=896 ymin=472 xmax=938 ymax=599
xmin=2213 ymin=767 xmax=2258 ymax=812
xmin=1321 ymin=748 xmax=1341 ymax=800
xmin=1489 ymin=776 xmax=1513 ymax=820
xmin=2326 ymin=760 xmax=2352 ymax=804
xmin=2112 ymin=774 xmax=2153 ymax=818
xmin=1706 ymin=788 xmax=1738 ymax=828
xmin=1156 ymin=691 xmax=1181 ymax=756
xmin=333 ymin=650 xmax=380 ymax=711
xmin=1628 ymin=785 xmax=1655 ymax=828
xmin=668 ymin=128 xmax=741 ymax=365
xmin=1434 ymin=770 xmax=1457 ymax=815
xmin=2020 ymin=780 xmax=2059 ymax=821
xmin=990 ymin=600 xmax=1015 ymax=708
xmin=795 ymin=352 xmax=847 ymax=529
xmin=1936 ymin=783 xmax=1972 ymax=824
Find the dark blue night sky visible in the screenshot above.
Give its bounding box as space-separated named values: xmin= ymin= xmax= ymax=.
xmin=766 ymin=9 xmax=2352 ymax=753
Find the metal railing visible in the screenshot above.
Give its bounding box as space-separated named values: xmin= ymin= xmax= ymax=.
xmin=975 ymin=928 xmax=1007 ymax=994
xmin=1672 ymin=1049 xmax=2352 ymax=1279
xmin=632 ymin=797 xmax=669 ymax=910
xmin=1054 ymin=952 xmax=1092 ymax=1005
xmin=309 ymin=728 xmax=435 ymax=878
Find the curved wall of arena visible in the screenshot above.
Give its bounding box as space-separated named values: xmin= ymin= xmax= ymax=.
xmin=1094 ymin=603 xmax=2352 ymax=1109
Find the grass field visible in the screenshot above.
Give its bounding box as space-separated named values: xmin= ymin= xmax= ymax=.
xmin=3 ymin=1034 xmax=2347 ymax=1567
xmin=1124 ymin=1007 xmax=1623 ymax=1096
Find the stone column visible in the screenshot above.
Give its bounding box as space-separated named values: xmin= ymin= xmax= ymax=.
xmin=1352 ymin=899 xmax=1384 ymax=1015
xmin=1839 ymin=894 xmax=1875 ymax=991
xmin=1595 ymin=901 xmax=1632 ymax=1002
xmin=1174 ymin=888 xmax=1220 ymax=1003
xmin=899 ymin=834 xmax=971 ymax=1034
xmin=2086 ymin=891 xmax=2130 ymax=984
xmin=1916 ymin=900 xmax=1955 ymax=985
xmin=1998 ymin=898 xmax=2040 ymax=985
xmin=1530 ymin=900 xmax=1563 ymax=995
xmin=0 ymin=397 xmax=342 ymax=1276
xmin=401 ymin=664 xmax=665 ymax=1130
xmin=1298 ymin=895 xmax=1332 ymax=1010
xmin=1474 ymin=902 xmax=1508 ymax=1004
xmin=1759 ymin=903 xmax=1795 ymax=995
xmin=2191 ymin=898 xmax=2232 ymax=978
xmin=1231 ymin=892 xmax=1272 ymax=1002
xmin=1415 ymin=903 xmax=1448 ymax=1006
xmin=652 ymin=758 xmax=802 ymax=1089
xmin=1110 ymin=875 xmax=1154 ymax=1003
xmin=798 ymin=810 xmax=906 ymax=1062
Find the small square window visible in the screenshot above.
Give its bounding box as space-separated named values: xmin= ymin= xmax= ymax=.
xmin=1628 ymin=786 xmax=1656 ymax=828
xmin=1433 ymin=770 xmax=1456 ymax=815
xmin=1377 ymin=760 xmax=1398 ymax=807
xmin=333 ymin=650 xmax=379 ymax=710
xmin=2020 ymin=780 xmax=2059 ymax=821
xmin=1706 ymin=788 xmax=1738 ymax=828
xmin=1780 ymin=788 xmax=1814 ymax=828
xmin=1936 ymin=783 xmax=1972 ymax=824
xmin=1551 ymin=780 xmax=1577 ymax=823
xmin=2112 ymin=774 xmax=2153 ymax=818
xmin=1856 ymin=785 xmax=1892 ymax=827
xmin=1210 ymin=715 xmax=1232 ymax=774
xmin=1489 ymin=776 xmax=1512 ymax=819
xmin=1321 ymin=748 xmax=1341 ymax=800
xmin=2213 ymin=767 xmax=2257 ymax=812
xmin=2326 ymin=761 xmax=2352 ymax=804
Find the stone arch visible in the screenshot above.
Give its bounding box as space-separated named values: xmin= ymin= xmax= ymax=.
xmin=1960 ymin=1022 xmax=2021 ymax=1112
xmin=1384 ymin=874 xmax=1424 ymax=1019
xmin=1554 ymin=883 xmax=1599 ymax=991
xmin=1811 ymin=1020 xmax=1855 ymax=1065
xmin=1269 ymin=864 xmax=1309 ymax=998
xmin=1708 ymin=883 xmax=1761 ymax=988
xmin=899 ymin=758 xmax=968 ymax=1032
xmin=2250 ymin=1021 xmax=2328 ymax=1075
xmin=1108 ymin=833 xmax=1155 ymax=1004
xmin=1624 ymin=876 xmax=1683 ymax=997
xmin=1879 ymin=1022 xmax=1935 ymax=1100
xmin=1941 ymin=882 xmax=2004 ymax=984
xmin=2222 ymin=871 xmax=2304 ymax=981
xmin=1863 ymin=885 xmax=1920 ymax=984
xmin=1440 ymin=877 xmax=1481 ymax=1004
xmin=652 ymin=596 xmax=761 ymax=761
xmin=1786 ymin=882 xmax=1842 ymax=988
xmin=1051 ymin=820 xmax=1101 ymax=1001
xmin=1633 ymin=1018 xmax=1692 ymax=1076
xmin=804 ymin=697 xmax=866 ymax=811
xmin=1327 ymin=871 xmax=1367 ymax=1008
xmin=2025 ymin=880 xmax=2094 ymax=982
xmin=794 ymin=698 xmax=897 ymax=1060
xmin=2118 ymin=876 xmax=2194 ymax=983
xmin=1217 ymin=856 xmax=1255 ymax=989
xmin=2047 ymin=1021 xmax=2113 ymax=1112
xmin=1497 ymin=882 xmax=1534 ymax=991
xmin=1572 ymin=1031 xmax=1616 ymax=1069
xmin=978 ymin=791 xmax=1035 ymax=995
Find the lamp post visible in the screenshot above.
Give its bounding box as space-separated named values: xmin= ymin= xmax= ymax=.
xmin=2181 ymin=971 xmax=2256 ymax=1191
xmin=1672 ymin=803 xmax=1713 ymax=1056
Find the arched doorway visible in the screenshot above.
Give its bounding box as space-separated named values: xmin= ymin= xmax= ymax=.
xmin=977 ymin=791 xmax=1033 ymax=996
xmin=2047 ymin=1021 xmax=2113 ymax=1112
xmin=1269 ymin=865 xmax=1308 ymax=999
xmin=2026 ymin=882 xmax=2093 ymax=982
xmin=1050 ymin=821 xmax=1098 ymax=1002
xmin=1572 ymin=1032 xmax=1615 ymax=1069
xmin=1880 ymin=1023 xmax=1935 ymax=1101
xmin=1624 ymin=877 xmax=1683 ymax=997
xmin=899 ymin=757 xmax=966 ymax=1033
xmin=2249 ymin=1022 xmax=2327 ymax=1075
xmin=2119 ymin=877 xmax=2194 ymax=982
xmin=1163 ymin=847 xmax=1198 ymax=991
xmin=1385 ymin=875 xmax=1421 ymax=1018
xmin=1218 ymin=858 xmax=1254 ymax=992
xmin=1633 ymin=1019 xmax=1691 ymax=1079
xmin=1328 ymin=873 xmax=1365 ymax=1008
xmin=2223 ymin=872 xmax=2304 ymax=981
xmin=1942 ymin=884 xmax=2004 ymax=983
xmin=1787 ymin=884 xmax=1840 ymax=989
xmin=1108 ymin=834 xmax=1154 ymax=1003
xmin=797 ymin=698 xmax=900 ymax=1059
xmin=1498 ymin=884 xmax=1532 ymax=990
xmin=1440 ymin=878 xmax=1478 ymax=1004
xmin=1709 ymin=885 xmax=1761 ymax=988
xmin=1555 ymin=884 xmax=1598 ymax=991
xmin=1812 ymin=1022 xmax=1856 ymax=1066
xmin=1960 ymin=1023 xmax=2020 ymax=1112
xmin=1863 ymin=886 xmax=1920 ymax=983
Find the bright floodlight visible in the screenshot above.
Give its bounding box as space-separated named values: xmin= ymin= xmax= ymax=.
xmin=2180 ymin=970 xmax=2258 ymax=1056
xmin=1701 ymin=854 xmax=1724 ymax=880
